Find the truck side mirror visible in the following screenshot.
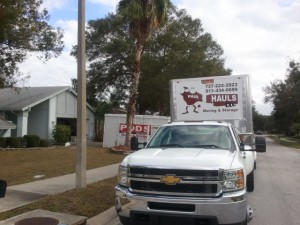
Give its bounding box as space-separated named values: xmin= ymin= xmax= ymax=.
xmin=239 ymin=142 xmax=245 ymax=151
xmin=240 ymin=143 xmax=253 ymax=151
xmin=0 ymin=180 xmax=7 ymax=198
xmin=255 ymin=136 xmax=266 ymax=152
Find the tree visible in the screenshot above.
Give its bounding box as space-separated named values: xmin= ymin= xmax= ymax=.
xmin=137 ymin=9 xmax=231 ymax=114
xmin=264 ymin=61 xmax=300 ymax=134
xmin=75 ymin=9 xmax=230 ymax=112
xmin=252 ymin=105 xmax=273 ymax=133
xmin=117 ymin=0 xmax=173 ymax=146
xmin=71 ymin=13 xmax=134 ymax=107
xmin=72 ymin=8 xmax=231 ymax=145
xmin=291 ymin=123 xmax=300 ymax=136
xmin=0 ymin=0 xmax=64 ymax=88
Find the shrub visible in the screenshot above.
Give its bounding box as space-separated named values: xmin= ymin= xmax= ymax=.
xmin=52 ymin=125 xmax=71 ymax=145
xmin=23 ymin=135 xmax=41 ymax=147
xmin=40 ymin=139 xmax=49 ymax=147
xmin=6 ymin=137 xmax=22 ymax=148
xmin=0 ymin=137 xmax=6 ymax=148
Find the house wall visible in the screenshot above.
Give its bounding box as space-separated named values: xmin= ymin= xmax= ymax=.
xmin=87 ymin=107 xmax=95 ymax=140
xmin=48 ymin=97 xmax=57 ymax=139
xmin=5 ymin=112 xmax=17 ymax=137
xmin=57 ymin=91 xmax=77 ymax=118
xmin=55 ymin=91 xmax=95 ymax=140
xmin=1 ymin=89 xmax=95 ymax=140
xmin=0 ymin=129 xmax=11 ymax=137
xmin=28 ymin=101 xmax=49 ymax=138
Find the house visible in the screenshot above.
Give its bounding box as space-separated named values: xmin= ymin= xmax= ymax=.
xmin=0 ymin=86 xmax=95 ymax=140
xmin=0 ymin=117 xmax=16 ymax=137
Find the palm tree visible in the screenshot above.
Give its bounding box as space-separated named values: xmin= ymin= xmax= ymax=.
xmin=117 ymin=0 xmax=173 ymax=147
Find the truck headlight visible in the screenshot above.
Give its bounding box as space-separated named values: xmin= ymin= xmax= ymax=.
xmin=118 ymin=166 xmax=129 ymax=187
xmin=223 ymin=168 xmax=244 ymax=191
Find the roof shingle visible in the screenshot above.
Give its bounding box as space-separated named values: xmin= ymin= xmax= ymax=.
xmin=0 ymin=86 xmax=70 ymax=111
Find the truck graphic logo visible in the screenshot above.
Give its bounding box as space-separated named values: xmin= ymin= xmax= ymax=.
xmin=206 ymin=94 xmax=238 ymax=107
xmin=201 ymin=79 xmax=214 ymax=84
xmin=181 ymin=87 xmax=203 ymax=114
xmin=160 ymin=175 xmax=181 ymax=185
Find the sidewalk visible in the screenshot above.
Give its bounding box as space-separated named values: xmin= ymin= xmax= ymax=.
xmin=0 ymin=163 xmax=120 ymax=224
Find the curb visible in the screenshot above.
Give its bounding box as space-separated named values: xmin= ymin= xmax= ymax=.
xmin=110 ymin=146 xmax=133 ymax=154
xmin=87 ymin=206 xmax=117 ymax=225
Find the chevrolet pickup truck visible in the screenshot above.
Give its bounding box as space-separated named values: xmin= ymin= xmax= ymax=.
xmin=115 ymin=120 xmax=266 ymax=225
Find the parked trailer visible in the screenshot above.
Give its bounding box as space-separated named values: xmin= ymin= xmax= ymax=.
xmin=103 ymin=114 xmax=170 ymax=148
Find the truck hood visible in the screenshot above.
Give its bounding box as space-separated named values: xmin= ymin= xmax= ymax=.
xmin=123 ymin=148 xmax=236 ymax=170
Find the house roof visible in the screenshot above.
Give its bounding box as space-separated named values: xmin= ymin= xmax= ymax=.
xmin=0 ymin=86 xmax=71 ymax=111
xmin=0 ymin=118 xmax=16 ymax=129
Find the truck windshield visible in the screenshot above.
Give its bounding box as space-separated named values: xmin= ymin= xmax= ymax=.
xmin=147 ymin=125 xmax=234 ymax=150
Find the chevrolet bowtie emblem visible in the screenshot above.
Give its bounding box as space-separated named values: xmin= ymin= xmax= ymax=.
xmin=160 ymin=175 xmax=181 ymax=185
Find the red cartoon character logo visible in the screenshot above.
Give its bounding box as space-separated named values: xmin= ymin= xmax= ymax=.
xmin=181 ymin=87 xmax=203 ymax=114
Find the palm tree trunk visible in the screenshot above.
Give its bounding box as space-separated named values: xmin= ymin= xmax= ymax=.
xmin=124 ymin=42 xmax=143 ymax=147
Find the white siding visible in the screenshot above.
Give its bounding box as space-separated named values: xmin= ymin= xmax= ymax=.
xmin=48 ymin=97 xmax=57 ymax=139
xmin=56 ymin=91 xmax=77 ymax=118
xmin=28 ymin=101 xmax=49 ymax=138
xmin=55 ymin=90 xmax=95 ymax=140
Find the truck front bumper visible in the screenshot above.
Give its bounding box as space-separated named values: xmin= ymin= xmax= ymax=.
xmin=115 ymin=185 xmax=249 ymax=225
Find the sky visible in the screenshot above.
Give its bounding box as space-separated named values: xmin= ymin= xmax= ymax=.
xmin=19 ymin=0 xmax=300 ymax=115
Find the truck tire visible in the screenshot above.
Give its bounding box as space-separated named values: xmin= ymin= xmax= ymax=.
xmin=246 ymin=170 xmax=254 ymax=192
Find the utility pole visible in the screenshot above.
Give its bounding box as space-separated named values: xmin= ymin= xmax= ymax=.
xmin=76 ymin=0 xmax=86 ymax=188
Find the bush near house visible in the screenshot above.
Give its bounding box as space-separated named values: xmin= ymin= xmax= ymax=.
xmin=6 ymin=137 xmax=22 ymax=148
xmin=52 ymin=125 xmax=71 ymax=145
xmin=0 ymin=136 xmax=50 ymax=148
xmin=39 ymin=139 xmax=49 ymax=147
xmin=23 ymin=135 xmax=41 ymax=147
xmin=0 ymin=137 xmax=6 ymax=148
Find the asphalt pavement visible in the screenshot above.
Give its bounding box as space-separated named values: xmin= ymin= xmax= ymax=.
xmin=0 ymin=163 xmax=120 ymax=225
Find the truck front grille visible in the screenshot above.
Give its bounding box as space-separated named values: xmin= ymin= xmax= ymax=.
xmin=130 ymin=167 xmax=219 ymax=178
xmin=128 ymin=166 xmax=223 ymax=197
xmin=131 ymin=180 xmax=218 ymax=194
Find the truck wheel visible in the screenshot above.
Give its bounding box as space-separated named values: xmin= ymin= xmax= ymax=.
xmin=247 ymin=170 xmax=254 ymax=192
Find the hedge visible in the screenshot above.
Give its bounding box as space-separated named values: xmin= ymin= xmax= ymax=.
xmin=6 ymin=137 xmax=22 ymax=148
xmin=23 ymin=135 xmax=41 ymax=148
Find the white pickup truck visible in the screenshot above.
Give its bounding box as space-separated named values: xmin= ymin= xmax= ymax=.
xmin=115 ymin=120 xmax=266 ymax=225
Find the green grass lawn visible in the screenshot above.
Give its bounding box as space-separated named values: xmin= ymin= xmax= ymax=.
xmin=0 ymin=146 xmax=125 ymax=186
xmin=268 ymin=135 xmax=300 ymax=149
xmin=0 ymin=146 xmax=126 ymax=221
xmin=0 ymin=177 xmax=118 ymax=221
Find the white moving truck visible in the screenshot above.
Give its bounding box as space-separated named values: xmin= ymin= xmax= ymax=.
xmin=115 ymin=75 xmax=266 ymax=225
xmin=170 ymin=74 xmax=253 ymax=132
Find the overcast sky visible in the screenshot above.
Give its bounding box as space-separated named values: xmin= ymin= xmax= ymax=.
xmin=19 ymin=0 xmax=300 ymax=115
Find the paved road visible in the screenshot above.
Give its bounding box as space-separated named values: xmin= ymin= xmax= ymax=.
xmin=248 ymin=138 xmax=300 ymax=225
xmin=106 ymin=138 xmax=300 ymax=225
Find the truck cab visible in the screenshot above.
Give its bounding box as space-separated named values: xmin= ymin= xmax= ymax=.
xmin=115 ymin=121 xmax=266 ymax=225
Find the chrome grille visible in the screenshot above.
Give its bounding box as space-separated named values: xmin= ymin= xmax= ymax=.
xmin=128 ymin=166 xmax=223 ymax=197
